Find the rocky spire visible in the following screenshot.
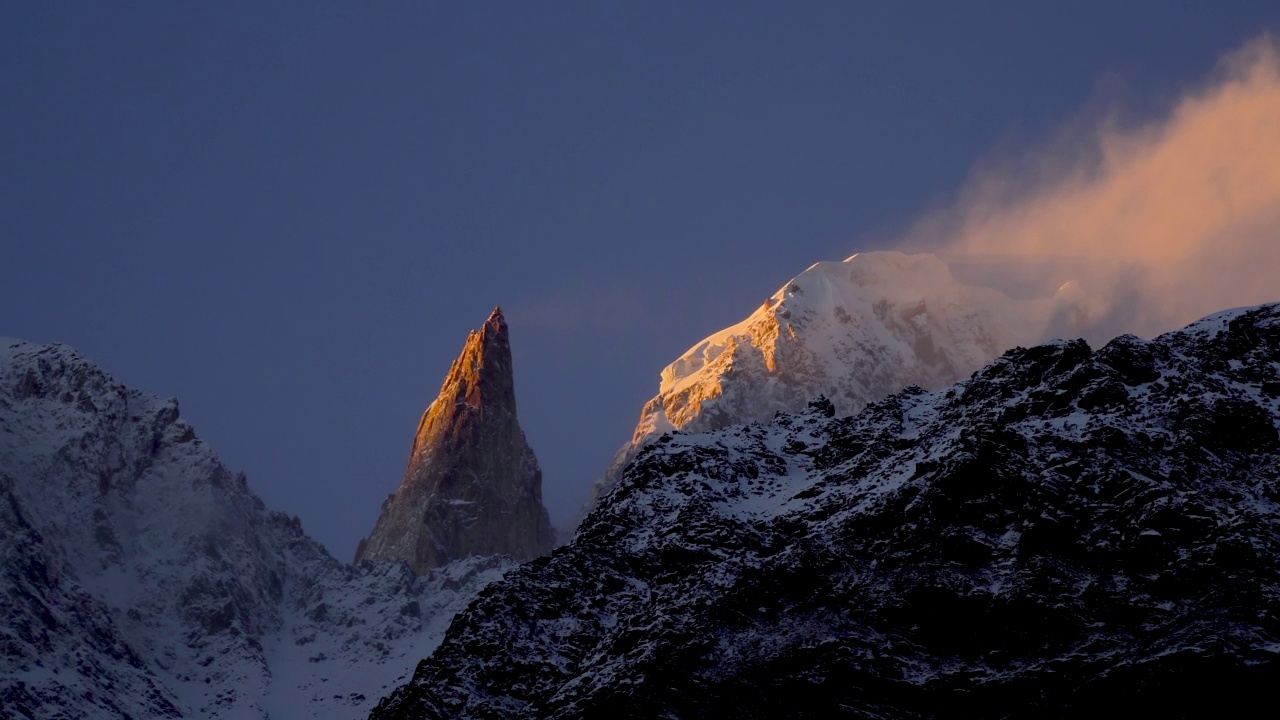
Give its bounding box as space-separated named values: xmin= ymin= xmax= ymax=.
xmin=355 ymin=307 xmax=555 ymax=574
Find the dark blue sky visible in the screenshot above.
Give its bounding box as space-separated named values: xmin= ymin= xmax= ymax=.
xmin=5 ymin=2 xmax=1278 ymax=557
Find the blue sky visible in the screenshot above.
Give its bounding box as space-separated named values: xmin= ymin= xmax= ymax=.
xmin=5 ymin=2 xmax=1278 ymax=557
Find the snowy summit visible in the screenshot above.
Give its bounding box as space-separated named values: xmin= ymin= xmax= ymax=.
xmin=590 ymin=251 xmax=1092 ymax=511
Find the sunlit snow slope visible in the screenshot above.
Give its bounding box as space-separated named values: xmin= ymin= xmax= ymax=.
xmin=590 ymin=251 xmax=1091 ymax=510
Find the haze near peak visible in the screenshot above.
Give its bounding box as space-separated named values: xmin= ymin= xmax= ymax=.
xmin=904 ymin=35 xmax=1280 ymax=344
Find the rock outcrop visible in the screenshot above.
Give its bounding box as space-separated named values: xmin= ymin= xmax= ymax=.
xmin=355 ymin=308 xmax=554 ymax=574
xmin=0 ymin=338 xmax=510 ymax=720
xmin=371 ymin=303 xmax=1280 ymax=719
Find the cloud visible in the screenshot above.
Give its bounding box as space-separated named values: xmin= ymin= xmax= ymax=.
xmin=907 ymin=35 xmax=1280 ymax=343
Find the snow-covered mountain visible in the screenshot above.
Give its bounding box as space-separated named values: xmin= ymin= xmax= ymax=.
xmin=372 ymin=303 xmax=1280 ymax=718
xmin=356 ymin=308 xmax=555 ymax=574
xmin=590 ymin=251 xmax=1092 ymax=509
xmin=0 ymin=339 xmax=511 ymax=719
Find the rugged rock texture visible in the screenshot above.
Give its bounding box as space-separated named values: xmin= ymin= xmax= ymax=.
xmin=356 ymin=308 xmax=554 ymax=574
xmin=0 ymin=338 xmax=511 ymax=719
xmin=371 ymin=304 xmax=1280 ymax=719
xmin=0 ymin=473 xmax=185 ymax=718
xmin=588 ymin=251 xmax=1092 ymax=515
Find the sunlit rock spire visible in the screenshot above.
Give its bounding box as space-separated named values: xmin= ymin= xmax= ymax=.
xmin=355 ymin=307 xmax=554 ymax=574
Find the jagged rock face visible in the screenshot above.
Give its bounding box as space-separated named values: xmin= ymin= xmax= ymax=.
xmin=356 ymin=308 xmax=554 ymax=574
xmin=0 ymin=339 xmax=511 ymax=719
xmin=370 ymin=304 xmax=1280 ymax=719
xmin=588 ymin=251 xmax=1091 ymax=513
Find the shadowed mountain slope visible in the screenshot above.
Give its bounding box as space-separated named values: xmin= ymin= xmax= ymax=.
xmin=373 ymin=303 xmax=1280 ymax=719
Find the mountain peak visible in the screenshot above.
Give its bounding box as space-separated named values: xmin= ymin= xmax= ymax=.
xmin=355 ymin=309 xmax=553 ymax=574
xmin=584 ymin=251 xmax=1093 ymax=518
xmin=485 ymin=305 xmax=505 ymax=329
xmin=373 ymin=302 xmax=1280 ymax=719
xmin=429 ymin=306 xmax=515 ymax=440
xmin=0 ymin=337 xmax=512 ymax=719
xmin=468 ymin=305 xmax=508 ymax=350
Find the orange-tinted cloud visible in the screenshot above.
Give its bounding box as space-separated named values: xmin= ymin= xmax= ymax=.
xmin=911 ymin=35 xmax=1280 ymax=342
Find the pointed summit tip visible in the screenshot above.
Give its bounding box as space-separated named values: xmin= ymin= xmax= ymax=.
xmin=482 ymin=305 xmax=507 ymax=336
xmin=354 ymin=300 xmax=553 ymax=574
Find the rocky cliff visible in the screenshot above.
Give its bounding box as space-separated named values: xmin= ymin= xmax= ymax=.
xmin=355 ymin=308 xmax=554 ymax=574
xmin=0 ymin=338 xmax=511 ymax=719
xmin=371 ymin=303 xmax=1280 ymax=719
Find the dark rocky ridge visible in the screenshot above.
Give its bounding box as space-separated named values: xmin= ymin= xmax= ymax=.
xmin=371 ymin=304 xmax=1280 ymax=719
xmin=356 ymin=308 xmax=554 ymax=574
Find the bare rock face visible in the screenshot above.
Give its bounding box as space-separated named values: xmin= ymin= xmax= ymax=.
xmin=371 ymin=303 xmax=1280 ymax=720
xmin=355 ymin=308 xmax=554 ymax=574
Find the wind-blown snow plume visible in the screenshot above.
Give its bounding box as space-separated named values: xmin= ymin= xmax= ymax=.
xmin=584 ymin=37 xmax=1280 ymax=527
xmin=913 ymin=35 xmax=1280 ymax=342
